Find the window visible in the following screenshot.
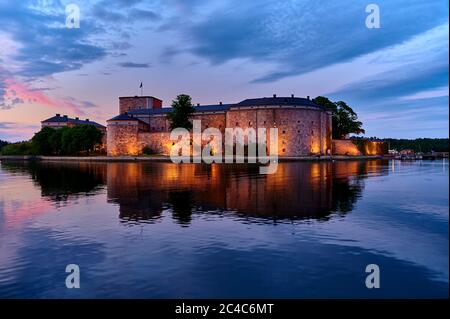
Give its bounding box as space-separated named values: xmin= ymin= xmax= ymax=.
xmin=282 ymin=130 xmax=286 ymax=134
xmin=236 ymin=122 xmax=239 ymax=126
xmin=282 ymin=148 xmax=286 ymax=152
xmin=248 ymin=121 xmax=252 ymax=126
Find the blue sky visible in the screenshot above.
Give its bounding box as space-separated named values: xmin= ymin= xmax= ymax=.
xmin=0 ymin=0 xmax=448 ymax=141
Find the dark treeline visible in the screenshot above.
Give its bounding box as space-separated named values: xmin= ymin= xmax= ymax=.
xmin=0 ymin=139 xmax=9 ymax=151
xmin=1 ymin=125 xmax=104 ymax=156
xmin=354 ymin=137 xmax=449 ymax=152
xmin=385 ymin=138 xmax=449 ymax=152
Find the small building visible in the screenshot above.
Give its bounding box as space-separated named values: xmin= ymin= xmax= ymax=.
xmin=399 ymin=149 xmax=415 ymax=155
xmin=42 ymin=114 xmax=106 ymax=132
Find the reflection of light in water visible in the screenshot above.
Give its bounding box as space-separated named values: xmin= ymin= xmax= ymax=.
xmin=391 ymin=160 xmax=395 ymax=174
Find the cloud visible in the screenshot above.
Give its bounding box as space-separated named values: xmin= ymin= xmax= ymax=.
xmin=91 ymin=1 xmax=160 ymax=23
xmin=330 ymin=60 xmax=448 ymax=103
xmin=0 ymin=72 xmax=7 ymax=108
xmin=111 ymin=42 xmax=133 ymax=50
xmin=129 ymin=8 xmax=160 ymax=21
xmin=329 ymin=24 xmax=449 ymax=103
xmin=0 ymin=70 xmax=25 ymax=109
xmin=64 ymin=96 xmax=99 ymax=109
xmin=0 ymin=121 xmax=40 ymax=142
xmin=163 ymin=0 xmax=448 ymax=83
xmin=0 ymin=122 xmax=38 ymax=130
xmin=0 ymin=73 xmax=98 ymax=115
xmin=358 ymin=96 xmax=449 ymax=138
xmin=0 ymin=1 xmax=107 ymax=78
xmin=118 ymin=62 xmax=151 ymax=68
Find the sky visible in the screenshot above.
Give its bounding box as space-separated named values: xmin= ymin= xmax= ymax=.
xmin=0 ymin=0 xmax=448 ymax=141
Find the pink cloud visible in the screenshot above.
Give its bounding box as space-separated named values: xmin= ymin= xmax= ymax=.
xmin=3 ymin=76 xmax=87 ymax=116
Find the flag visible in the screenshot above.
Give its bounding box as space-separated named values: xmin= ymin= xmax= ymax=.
xmin=139 ymin=82 xmax=143 ymax=88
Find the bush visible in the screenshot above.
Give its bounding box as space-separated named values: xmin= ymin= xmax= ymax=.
xmin=1 ymin=141 xmax=34 ymax=155
xmin=142 ymin=146 xmax=155 ymax=155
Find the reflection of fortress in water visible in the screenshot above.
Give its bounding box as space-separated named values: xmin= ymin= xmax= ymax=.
xmin=106 ymin=161 xmax=387 ymax=223
xmin=1 ymin=161 xmax=388 ymax=224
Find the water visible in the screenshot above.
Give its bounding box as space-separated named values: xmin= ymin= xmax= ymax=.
xmin=0 ymin=159 xmax=448 ymax=298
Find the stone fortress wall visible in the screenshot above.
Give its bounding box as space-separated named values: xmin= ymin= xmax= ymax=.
xmin=107 ymin=95 xmax=333 ymax=157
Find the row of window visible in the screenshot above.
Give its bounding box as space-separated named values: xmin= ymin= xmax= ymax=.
xmin=232 ymin=120 xmax=316 ymax=126
xmin=150 ymin=126 xmax=165 ymax=131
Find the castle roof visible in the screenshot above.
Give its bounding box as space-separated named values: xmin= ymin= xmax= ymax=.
xmin=235 ymin=96 xmax=323 ymax=109
xmin=42 ymin=114 xmax=105 ymax=128
xmin=195 ymin=104 xmax=233 ymax=112
xmin=108 ymin=96 xmax=325 ymax=121
xmin=126 ymin=104 xmax=234 ymax=116
xmin=107 ymin=113 xmax=148 ymax=125
xmin=127 ymin=108 xmax=172 ymax=115
xmin=119 ymin=96 xmax=162 ymax=101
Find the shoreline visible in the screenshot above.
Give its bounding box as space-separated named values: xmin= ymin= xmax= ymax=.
xmin=0 ymin=155 xmax=383 ymax=162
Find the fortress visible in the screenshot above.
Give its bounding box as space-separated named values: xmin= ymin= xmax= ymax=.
xmin=106 ymin=94 xmax=333 ymax=157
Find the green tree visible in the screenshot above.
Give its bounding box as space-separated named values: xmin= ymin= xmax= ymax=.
xmin=77 ymin=125 xmax=103 ymax=155
xmin=48 ymin=127 xmax=64 ymax=155
xmin=61 ymin=127 xmax=75 ymax=154
xmin=61 ymin=125 xmax=102 ymax=155
xmin=1 ymin=141 xmax=34 ymax=155
xmin=0 ymin=139 xmax=9 ymax=152
xmin=32 ymin=126 xmax=56 ymax=155
xmin=313 ymin=96 xmax=365 ymax=139
xmin=166 ymin=94 xmax=195 ymax=130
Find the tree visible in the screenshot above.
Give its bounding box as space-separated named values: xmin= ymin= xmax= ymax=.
xmin=1 ymin=141 xmax=33 ymax=155
xmin=166 ymin=94 xmax=195 ymax=130
xmin=384 ymin=138 xmax=449 ymax=153
xmin=0 ymin=139 xmax=9 ymax=152
xmin=26 ymin=125 xmax=103 ymax=156
xmin=32 ymin=126 xmax=56 ymax=155
xmin=77 ymin=125 xmax=103 ymax=155
xmin=61 ymin=125 xmax=102 ymax=155
xmin=48 ymin=127 xmax=64 ymax=155
xmin=313 ymin=96 xmax=365 ymax=139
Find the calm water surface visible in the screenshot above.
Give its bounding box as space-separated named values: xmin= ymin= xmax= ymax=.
xmin=0 ymin=160 xmax=448 ymax=298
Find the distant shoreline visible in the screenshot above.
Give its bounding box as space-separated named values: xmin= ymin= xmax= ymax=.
xmin=0 ymin=155 xmax=383 ymax=162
